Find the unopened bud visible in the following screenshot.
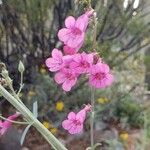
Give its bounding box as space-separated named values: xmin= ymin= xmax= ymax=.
xmin=18 ymin=61 xmax=25 ymax=73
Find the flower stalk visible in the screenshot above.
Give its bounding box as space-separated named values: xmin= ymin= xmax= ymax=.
xmin=0 ymin=84 xmax=67 ymax=150
xmin=90 ymin=10 xmax=98 ymax=149
xmin=90 ymin=87 xmax=95 ymax=148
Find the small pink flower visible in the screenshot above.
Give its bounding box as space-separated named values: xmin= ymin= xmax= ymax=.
xmin=58 ymin=14 xmax=89 ymax=49
xmin=70 ymin=52 xmax=93 ymax=74
xmin=89 ymin=63 xmax=113 ymax=88
xmin=54 ymin=68 xmax=78 ymax=91
xmin=45 ymin=48 xmax=64 ymax=72
xmin=0 ymin=112 xmax=20 ymax=135
xmin=62 ymin=104 xmax=91 ymax=134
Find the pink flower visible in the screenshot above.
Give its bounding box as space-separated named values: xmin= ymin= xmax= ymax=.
xmin=62 ymin=104 xmax=91 ymax=134
xmin=89 ymin=63 xmax=113 ymax=88
xmin=0 ymin=112 xmax=20 ymax=135
xmin=58 ymin=14 xmax=89 ymax=49
xmin=54 ymin=68 xmax=78 ymax=91
xmin=70 ymin=52 xmax=93 ymax=74
xmin=45 ymin=48 xmax=64 ymax=72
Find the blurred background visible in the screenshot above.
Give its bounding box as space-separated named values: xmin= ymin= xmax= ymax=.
xmin=0 ymin=0 xmax=150 ymax=149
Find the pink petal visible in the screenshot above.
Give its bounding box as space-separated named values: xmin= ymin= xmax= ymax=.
xmin=75 ymin=40 xmax=84 ymax=50
xmin=0 ymin=128 xmax=6 ymax=135
xmin=62 ymin=82 xmax=72 ymax=91
xmin=90 ymin=64 xmax=99 ymax=74
xmin=68 ymin=112 xmax=76 ymax=120
xmin=58 ymin=28 xmax=71 ymax=43
xmin=45 ymin=58 xmax=56 ymax=66
xmin=62 ymin=120 xmax=72 ymax=130
xmin=62 ymin=77 xmax=77 ymax=91
xmin=86 ymin=53 xmax=94 ymax=64
xmin=63 ymin=46 xmax=77 ymax=55
xmin=66 ymin=33 xmax=85 ymax=48
xmin=99 ymin=63 xmax=110 ymax=73
xmin=94 ymin=80 xmax=104 ymax=88
xmin=6 ymin=113 xmax=20 ymax=124
xmin=104 ymin=73 xmax=114 ymax=86
xmin=65 ymin=16 xmax=76 ymax=28
xmin=52 ymin=48 xmax=63 ymax=59
xmin=76 ymin=110 xmax=86 ymax=123
xmin=69 ymin=124 xmax=83 ymax=134
xmin=54 ymin=72 xmax=66 ymax=84
xmin=75 ymin=14 xmax=89 ymax=32
xmin=69 ymin=61 xmax=79 ymax=71
xmin=46 ymin=58 xmax=62 ymax=72
xmin=89 ymin=76 xmax=98 ymax=87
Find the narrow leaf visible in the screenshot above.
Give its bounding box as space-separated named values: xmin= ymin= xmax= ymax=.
xmin=33 ymin=101 xmax=38 ymax=118
xmin=20 ymin=124 xmax=32 ymax=145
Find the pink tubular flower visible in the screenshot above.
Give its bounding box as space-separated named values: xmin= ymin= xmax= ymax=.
xmin=45 ymin=48 xmax=64 ymax=72
xmin=0 ymin=112 xmax=20 ymax=135
xmin=70 ymin=52 xmax=93 ymax=74
xmin=62 ymin=104 xmax=91 ymax=134
xmin=89 ymin=63 xmax=113 ymax=88
xmin=58 ymin=14 xmax=89 ymax=49
xmin=54 ymin=68 xmax=78 ymax=91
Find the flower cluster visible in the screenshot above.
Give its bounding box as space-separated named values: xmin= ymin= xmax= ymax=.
xmin=46 ymin=10 xmax=114 ymax=135
xmin=46 ymin=10 xmax=113 ymax=92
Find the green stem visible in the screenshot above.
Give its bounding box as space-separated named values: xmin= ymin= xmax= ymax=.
xmin=92 ymin=13 xmax=97 ymax=51
xmin=0 ymin=84 xmax=67 ymax=150
xmin=90 ymin=10 xmax=97 ymax=149
xmin=17 ymin=72 xmax=24 ymax=95
xmin=90 ymin=87 xmax=95 ymax=149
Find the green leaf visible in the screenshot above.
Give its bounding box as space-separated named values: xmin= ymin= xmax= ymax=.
xmin=33 ymin=101 xmax=38 ymax=118
xmin=20 ymin=124 xmax=32 ymax=145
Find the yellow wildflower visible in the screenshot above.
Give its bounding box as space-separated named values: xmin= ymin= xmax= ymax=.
xmin=56 ymin=101 xmax=64 ymax=111
xmin=28 ymin=90 xmax=36 ymax=100
xmin=39 ymin=64 xmax=47 ymax=74
xmin=120 ymin=132 xmax=129 ymax=141
xmin=40 ymin=68 xmax=47 ymax=74
xmin=28 ymin=90 xmax=36 ymax=97
xmin=42 ymin=121 xmax=51 ymax=129
xmin=50 ymin=128 xmax=58 ymax=135
xmin=97 ymin=97 xmax=110 ymax=104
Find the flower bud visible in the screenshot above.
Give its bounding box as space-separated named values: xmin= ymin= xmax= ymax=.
xmin=18 ymin=61 xmax=25 ymax=73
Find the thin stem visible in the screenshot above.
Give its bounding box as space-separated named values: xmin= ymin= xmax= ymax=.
xmin=17 ymin=72 xmax=24 ymax=95
xmin=8 ymin=80 xmax=26 ymax=106
xmin=0 ymin=84 xmax=67 ymax=150
xmin=90 ymin=87 xmax=95 ymax=149
xmin=142 ymin=111 xmax=147 ymax=150
xmin=90 ymin=10 xmax=97 ymax=149
xmin=93 ymin=13 xmax=98 ymax=51
xmin=0 ymin=115 xmax=29 ymax=125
